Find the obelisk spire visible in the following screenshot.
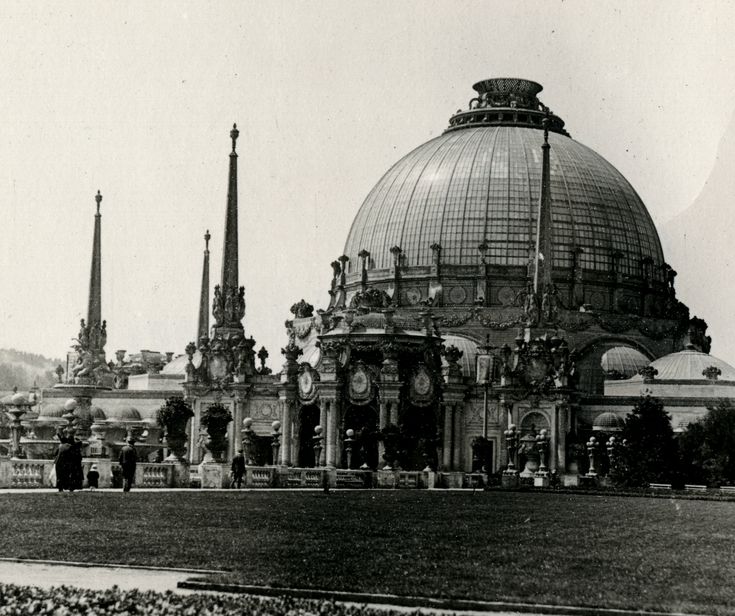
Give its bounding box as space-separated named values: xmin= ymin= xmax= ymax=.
xmin=197 ymin=230 xmax=211 ymax=343
xmin=533 ymin=116 xmax=553 ymax=294
xmin=221 ymin=124 xmax=239 ymax=295
xmin=87 ymin=190 xmax=103 ymax=327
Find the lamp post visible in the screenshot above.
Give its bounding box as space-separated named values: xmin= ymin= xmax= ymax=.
xmin=313 ymin=425 xmax=323 ymax=468
xmin=241 ymin=417 xmax=254 ymax=465
xmin=344 ymin=428 xmax=355 ymax=469
xmin=271 ymin=420 xmax=281 ymax=466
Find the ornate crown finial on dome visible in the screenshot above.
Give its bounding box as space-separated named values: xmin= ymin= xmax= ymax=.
xmin=95 ymin=190 xmax=102 ymax=214
xmin=447 ymin=77 xmax=568 ymax=136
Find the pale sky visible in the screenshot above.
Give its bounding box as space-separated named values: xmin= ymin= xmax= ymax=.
xmin=2 ymin=1 xmax=735 ymax=368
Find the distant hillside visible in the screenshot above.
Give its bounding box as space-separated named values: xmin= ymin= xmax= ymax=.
xmin=0 ymin=348 xmax=63 ymax=390
xmin=661 ymin=111 xmax=735 ymax=365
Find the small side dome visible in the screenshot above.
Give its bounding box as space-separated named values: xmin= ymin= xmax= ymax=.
xmin=593 ymin=411 xmax=625 ymax=432
xmin=601 ymin=347 xmax=649 ymax=379
xmin=107 ymin=406 xmax=142 ymax=421
xmin=635 ymin=349 xmax=735 ymax=381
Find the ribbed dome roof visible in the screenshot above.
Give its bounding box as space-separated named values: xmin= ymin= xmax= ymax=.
xmin=344 ymin=79 xmax=663 ymax=279
xmin=592 ymin=411 xmax=624 ymax=432
xmin=601 ymin=346 xmax=650 ymax=378
xmin=633 ymin=349 xmax=735 ymax=381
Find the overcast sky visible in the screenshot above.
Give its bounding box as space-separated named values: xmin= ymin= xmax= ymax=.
xmin=2 ymin=1 xmax=734 ymax=369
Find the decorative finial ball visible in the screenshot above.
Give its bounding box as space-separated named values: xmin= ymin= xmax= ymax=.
xmin=230 ymin=123 xmax=239 ymax=140
xmin=271 ymin=420 xmax=281 ymax=433
xmin=314 ymin=425 xmax=323 ymax=435
xmin=64 ymin=398 xmax=78 ymax=412
xmin=346 ymin=428 xmax=355 ymax=438
xmin=242 ymin=417 xmax=253 ymax=429
xmin=95 ymin=190 xmax=102 ymax=203
xmin=11 ymin=393 xmax=27 ymax=406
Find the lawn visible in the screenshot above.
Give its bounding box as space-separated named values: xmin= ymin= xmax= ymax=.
xmin=0 ymin=490 xmax=732 ymax=614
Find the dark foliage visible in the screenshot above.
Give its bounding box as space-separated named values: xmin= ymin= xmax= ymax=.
xmin=610 ymin=394 xmax=679 ymax=488
xmin=678 ymin=399 xmax=735 ymax=487
xmin=0 ymin=583 xmax=415 ymax=615
xmin=156 ymin=397 xmax=194 ymax=430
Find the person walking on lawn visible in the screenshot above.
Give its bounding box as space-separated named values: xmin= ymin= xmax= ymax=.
xmin=54 ymin=435 xmax=74 ymax=492
xmin=230 ymin=449 xmax=246 ymax=488
xmin=119 ymin=437 xmax=138 ymax=492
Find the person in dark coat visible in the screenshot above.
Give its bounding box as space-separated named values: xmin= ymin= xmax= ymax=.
xmin=230 ymin=449 xmax=246 ymax=488
xmin=54 ymin=436 xmax=73 ymax=492
xmin=119 ymin=437 xmax=138 ymax=492
xmin=70 ymin=438 xmax=84 ymax=491
xmin=87 ymin=464 xmax=100 ymax=490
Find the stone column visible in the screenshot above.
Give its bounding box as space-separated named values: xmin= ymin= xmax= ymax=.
xmin=281 ymin=399 xmax=292 ymax=466
xmin=319 ymin=404 xmax=327 ymax=466
xmin=325 ymin=399 xmax=338 ymax=468
xmin=452 ymin=403 xmax=464 ymax=471
xmin=291 ymin=409 xmax=301 ymax=467
xmin=442 ymin=403 xmax=453 ymax=470
xmin=556 ymin=403 xmax=568 ymax=473
xmin=378 ymin=399 xmax=388 ymax=465
xmin=389 ymin=401 xmax=399 ymax=425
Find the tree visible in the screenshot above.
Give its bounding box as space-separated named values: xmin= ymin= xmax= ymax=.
xmin=611 ymin=394 xmax=679 ymax=488
xmin=678 ymin=399 xmax=735 ymax=487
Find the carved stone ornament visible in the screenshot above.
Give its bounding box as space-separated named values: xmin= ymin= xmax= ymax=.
xmin=298 ymin=364 xmax=319 ymax=401
xmin=409 ymin=364 xmax=435 ymax=407
xmin=349 ymin=362 xmax=374 ymax=405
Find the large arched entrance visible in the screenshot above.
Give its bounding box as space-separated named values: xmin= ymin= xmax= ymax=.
xmin=397 ymin=404 xmax=439 ymax=470
xmin=342 ymin=404 xmax=379 ymax=469
xmin=297 ymin=404 xmax=320 ymax=467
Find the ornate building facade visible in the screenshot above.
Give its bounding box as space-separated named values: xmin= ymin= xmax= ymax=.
xmin=18 ymin=77 xmax=732 ymax=488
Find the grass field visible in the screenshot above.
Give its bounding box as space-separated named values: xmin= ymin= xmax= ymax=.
xmin=0 ymin=490 xmax=732 ymax=614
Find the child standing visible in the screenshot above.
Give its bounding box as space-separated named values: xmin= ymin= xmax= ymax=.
xmin=87 ymin=464 xmax=100 ymax=490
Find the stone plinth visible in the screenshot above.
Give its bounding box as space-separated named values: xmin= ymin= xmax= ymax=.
xmin=167 ymin=460 xmax=190 ymax=488
xmin=533 ymin=474 xmax=550 ymax=488
xmin=198 ymin=462 xmax=228 ymax=488
xmin=502 ymin=470 xmax=520 ymax=488
xmin=562 ymin=473 xmax=579 ymax=487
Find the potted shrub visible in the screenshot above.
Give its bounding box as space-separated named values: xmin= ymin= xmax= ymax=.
xmin=157 ymin=397 xmax=194 ymax=461
xmin=200 ymin=403 xmax=233 ymax=462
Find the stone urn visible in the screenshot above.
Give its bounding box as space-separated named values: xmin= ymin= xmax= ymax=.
xmin=156 ymin=397 xmax=194 ymax=462
xmin=200 ymin=403 xmax=233 ymax=463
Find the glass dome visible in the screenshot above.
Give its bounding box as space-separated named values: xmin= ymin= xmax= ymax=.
xmin=344 ymin=79 xmax=664 ymax=281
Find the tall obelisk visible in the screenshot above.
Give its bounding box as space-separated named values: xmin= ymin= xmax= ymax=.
xmin=197 ymin=230 xmax=211 ymax=343
xmin=88 ymin=190 xmax=103 ymax=328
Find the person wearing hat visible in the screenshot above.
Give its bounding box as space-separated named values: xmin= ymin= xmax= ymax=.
xmin=118 ymin=436 xmax=138 ymax=492
xmin=87 ymin=464 xmax=100 ymax=490
xmin=230 ymin=448 xmax=246 ymax=489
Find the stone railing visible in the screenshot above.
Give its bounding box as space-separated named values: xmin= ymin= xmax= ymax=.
xmin=138 ymin=463 xmax=172 ymax=488
xmin=10 ymin=460 xmax=54 ymax=488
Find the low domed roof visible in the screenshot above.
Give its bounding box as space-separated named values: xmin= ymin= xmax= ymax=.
xmin=106 ymin=406 xmax=142 ymax=421
xmin=593 ymin=411 xmax=624 ymax=432
xmin=601 ymin=347 xmax=650 ymax=378
xmin=441 ymin=334 xmax=480 ymax=379
xmin=633 ymin=349 xmax=735 ymax=381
